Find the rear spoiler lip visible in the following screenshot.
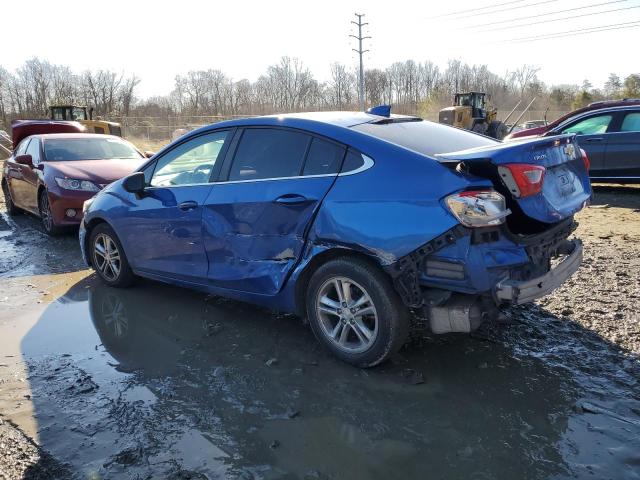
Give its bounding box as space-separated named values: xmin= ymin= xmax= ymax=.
xmin=435 ymin=133 xmax=577 ymax=163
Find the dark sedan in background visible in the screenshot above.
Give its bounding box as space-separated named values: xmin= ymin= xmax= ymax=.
xmin=508 ymin=105 xmax=640 ymax=184
xmin=2 ymin=134 xmax=146 ymax=234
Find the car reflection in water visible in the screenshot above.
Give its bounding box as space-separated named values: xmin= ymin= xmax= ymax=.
xmin=19 ymin=278 xmax=639 ymax=479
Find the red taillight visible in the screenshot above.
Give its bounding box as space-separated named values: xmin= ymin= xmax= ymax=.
xmin=580 ymin=148 xmax=590 ymax=171
xmin=498 ymin=164 xmax=546 ymax=198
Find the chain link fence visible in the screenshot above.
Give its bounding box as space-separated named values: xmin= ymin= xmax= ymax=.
xmin=114 ymin=110 xmax=568 ymax=151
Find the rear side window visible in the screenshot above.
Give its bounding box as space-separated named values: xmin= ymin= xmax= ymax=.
xmin=302 ymin=138 xmax=345 ymax=176
xmin=351 ymin=120 xmax=497 ymax=158
xmin=229 ymin=129 xmax=310 ymax=181
xmin=341 ymin=149 xmax=365 ymax=173
xmin=621 ymin=112 xmax=640 ymax=132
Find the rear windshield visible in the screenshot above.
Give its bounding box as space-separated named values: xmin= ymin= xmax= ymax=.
xmin=352 ymin=120 xmax=497 ymax=158
xmin=43 ymin=137 xmax=142 ymax=161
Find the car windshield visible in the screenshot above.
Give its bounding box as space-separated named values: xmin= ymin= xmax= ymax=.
xmin=352 ymin=119 xmax=497 ymax=158
xmin=43 ymin=137 xmax=142 ymax=161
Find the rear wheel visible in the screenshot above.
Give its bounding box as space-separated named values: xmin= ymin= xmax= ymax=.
xmin=38 ymin=190 xmax=61 ymax=235
xmin=1 ymin=180 xmax=21 ymax=216
xmin=306 ymin=257 xmax=409 ymax=367
xmin=89 ymin=223 xmax=135 ymax=287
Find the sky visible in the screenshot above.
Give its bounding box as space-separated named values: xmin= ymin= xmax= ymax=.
xmin=2 ymin=0 xmax=639 ymax=98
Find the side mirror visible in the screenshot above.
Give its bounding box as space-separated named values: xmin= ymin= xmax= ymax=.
xmin=15 ymin=154 xmax=33 ymax=167
xmin=144 ymin=151 xmax=155 ymax=159
xmin=122 ymin=172 xmax=146 ymax=195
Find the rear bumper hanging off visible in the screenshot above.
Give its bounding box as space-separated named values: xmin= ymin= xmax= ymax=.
xmin=494 ymin=239 xmax=582 ymax=304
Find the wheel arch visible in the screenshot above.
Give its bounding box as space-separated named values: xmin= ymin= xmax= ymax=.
xmin=293 ymin=246 xmax=386 ymax=318
xmin=83 ymin=217 xmax=118 ymax=267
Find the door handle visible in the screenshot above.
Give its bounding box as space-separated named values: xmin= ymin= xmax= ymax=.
xmin=274 ymin=194 xmax=308 ymax=205
xmin=585 ymin=137 xmax=603 ymax=142
xmin=178 ymin=200 xmax=198 ymax=211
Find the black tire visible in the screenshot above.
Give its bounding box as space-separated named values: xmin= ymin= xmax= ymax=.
xmin=38 ymin=190 xmax=61 ymax=235
xmin=471 ymin=122 xmax=487 ymax=135
xmin=89 ymin=223 xmax=135 ymax=288
xmin=306 ymin=257 xmax=409 ymax=367
xmin=1 ymin=180 xmax=22 ymax=215
xmin=488 ymin=121 xmax=508 ymax=140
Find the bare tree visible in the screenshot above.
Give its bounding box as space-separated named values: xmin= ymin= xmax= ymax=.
xmin=510 ymin=64 xmax=540 ymax=99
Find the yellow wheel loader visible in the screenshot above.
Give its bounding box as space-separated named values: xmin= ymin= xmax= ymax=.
xmin=50 ymin=105 xmax=122 ymax=137
xmin=438 ymin=92 xmax=508 ymax=140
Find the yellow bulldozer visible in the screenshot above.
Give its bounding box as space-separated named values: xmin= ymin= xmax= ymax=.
xmin=438 ymin=92 xmax=509 ymax=140
xmin=49 ymin=105 xmax=122 ymax=137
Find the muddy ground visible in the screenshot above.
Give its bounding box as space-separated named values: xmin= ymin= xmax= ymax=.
xmin=0 ymin=186 xmax=639 ymax=480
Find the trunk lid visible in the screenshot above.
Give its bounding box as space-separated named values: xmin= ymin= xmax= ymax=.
xmin=436 ymin=134 xmax=591 ymax=225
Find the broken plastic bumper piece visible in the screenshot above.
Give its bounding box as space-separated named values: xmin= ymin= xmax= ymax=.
xmin=494 ymin=239 xmax=582 ymax=305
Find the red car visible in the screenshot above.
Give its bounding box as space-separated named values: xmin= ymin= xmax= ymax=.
xmin=506 ymin=98 xmax=640 ymax=140
xmin=2 ymin=134 xmax=147 ymax=234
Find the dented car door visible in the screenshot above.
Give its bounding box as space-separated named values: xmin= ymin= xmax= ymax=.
xmin=203 ymin=128 xmax=344 ymax=294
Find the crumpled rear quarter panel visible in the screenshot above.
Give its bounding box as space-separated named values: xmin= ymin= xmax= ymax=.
xmin=310 ymin=142 xmax=492 ymax=264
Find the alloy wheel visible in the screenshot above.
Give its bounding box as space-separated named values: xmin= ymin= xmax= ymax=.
xmin=316 ymin=276 xmax=378 ymax=353
xmin=40 ymin=193 xmax=54 ymax=232
xmin=93 ymin=233 xmax=122 ymax=282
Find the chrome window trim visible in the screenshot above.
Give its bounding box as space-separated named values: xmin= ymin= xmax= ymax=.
xmin=144 ymin=182 xmax=214 ymax=190
xmin=214 ymin=153 xmax=374 ymax=185
xmin=338 ymin=154 xmax=374 ymax=176
xmin=612 ymin=130 xmax=640 ymax=135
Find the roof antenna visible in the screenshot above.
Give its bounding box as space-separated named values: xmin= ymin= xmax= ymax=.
xmin=366 ymin=105 xmax=391 ymax=117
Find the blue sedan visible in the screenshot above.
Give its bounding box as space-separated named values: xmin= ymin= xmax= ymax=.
xmin=80 ymin=108 xmax=591 ymax=366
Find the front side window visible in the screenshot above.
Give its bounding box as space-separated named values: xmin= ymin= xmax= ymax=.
xmin=151 ymin=131 xmax=228 ymax=187
xmin=561 ymin=115 xmax=612 ymax=135
xmin=229 ymin=129 xmax=310 ymax=181
xmin=25 ymin=138 xmax=40 ymax=163
xmin=620 ymin=112 xmax=640 ymax=132
xmin=14 ymin=138 xmax=30 ymax=156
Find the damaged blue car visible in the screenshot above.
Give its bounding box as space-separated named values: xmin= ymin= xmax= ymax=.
xmin=80 ymin=108 xmax=591 ymax=366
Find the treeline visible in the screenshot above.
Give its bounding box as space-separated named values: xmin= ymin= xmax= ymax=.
xmin=1 ymin=56 xmax=639 ymax=128
xmin=0 ymin=58 xmax=139 ymax=125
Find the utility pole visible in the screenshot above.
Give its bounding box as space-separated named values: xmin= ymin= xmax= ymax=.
xmin=350 ymin=13 xmax=370 ymax=111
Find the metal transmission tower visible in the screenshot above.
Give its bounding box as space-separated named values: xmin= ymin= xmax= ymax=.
xmin=350 ymin=13 xmax=370 ymax=111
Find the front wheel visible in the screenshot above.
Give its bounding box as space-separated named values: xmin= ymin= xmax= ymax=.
xmin=306 ymin=257 xmax=409 ymax=367
xmin=89 ymin=223 xmax=135 ymax=287
xmin=39 ymin=190 xmax=61 ymax=235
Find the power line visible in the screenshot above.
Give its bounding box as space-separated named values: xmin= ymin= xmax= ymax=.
xmin=433 ymin=0 xmax=526 ymax=19
xmin=504 ymin=20 xmax=640 ymax=43
xmin=477 ymin=4 xmax=640 ymax=32
xmin=471 ymin=0 xmax=628 ymax=28
xmin=350 ymin=13 xmax=370 ymax=112
xmin=440 ymin=0 xmax=559 ymax=20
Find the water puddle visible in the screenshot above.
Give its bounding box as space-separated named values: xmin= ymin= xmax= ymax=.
xmin=1 ymin=277 xmax=638 ymax=479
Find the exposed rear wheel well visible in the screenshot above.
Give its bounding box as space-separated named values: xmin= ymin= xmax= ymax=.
xmin=294 ymin=248 xmax=385 ymax=317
